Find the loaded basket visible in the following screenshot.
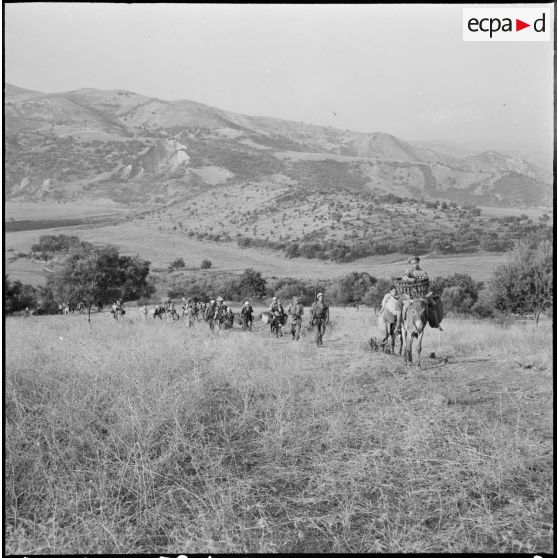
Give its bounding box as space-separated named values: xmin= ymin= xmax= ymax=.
xmin=394 ymin=277 xmax=430 ymax=299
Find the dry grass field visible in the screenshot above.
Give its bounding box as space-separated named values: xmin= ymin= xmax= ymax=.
xmin=5 ymin=222 xmax=506 ymax=285
xmin=5 ymin=308 xmax=552 ymax=553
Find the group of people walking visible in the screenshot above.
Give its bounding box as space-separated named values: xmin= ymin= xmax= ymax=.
xmin=267 ymin=293 xmax=330 ymax=346
xmin=126 ymin=255 xmax=438 ymax=348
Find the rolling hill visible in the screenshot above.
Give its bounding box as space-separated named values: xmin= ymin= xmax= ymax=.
xmin=4 ymin=84 xmax=552 ymax=209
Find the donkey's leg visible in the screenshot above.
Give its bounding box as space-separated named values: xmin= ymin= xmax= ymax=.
xmin=403 ymin=328 xmax=412 ymax=364
xmin=416 ymin=330 xmax=424 ymax=369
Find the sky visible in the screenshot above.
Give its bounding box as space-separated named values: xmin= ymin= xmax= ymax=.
xmin=4 ymin=3 xmax=555 ymax=154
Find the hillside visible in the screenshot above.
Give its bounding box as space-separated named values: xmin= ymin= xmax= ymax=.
xmin=4 ymin=84 xmax=552 ymax=209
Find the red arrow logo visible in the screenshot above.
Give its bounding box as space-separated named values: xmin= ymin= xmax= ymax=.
xmin=516 ymin=18 xmax=530 ymax=31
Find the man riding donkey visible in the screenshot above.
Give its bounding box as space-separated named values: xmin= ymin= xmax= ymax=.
xmin=391 ymin=256 xmax=443 ymax=335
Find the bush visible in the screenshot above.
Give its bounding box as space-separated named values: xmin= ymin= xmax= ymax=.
xmin=471 ymin=300 xmax=495 ymax=319
xmin=491 ymin=239 xmax=552 ymax=324
xmin=201 ymin=259 xmax=213 ymax=270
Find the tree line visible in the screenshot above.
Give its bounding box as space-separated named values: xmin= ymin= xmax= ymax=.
xmin=5 ymin=236 xmax=552 ymax=324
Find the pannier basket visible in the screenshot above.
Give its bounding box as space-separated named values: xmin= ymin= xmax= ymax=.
xmin=394 ymin=277 xmax=430 ymax=298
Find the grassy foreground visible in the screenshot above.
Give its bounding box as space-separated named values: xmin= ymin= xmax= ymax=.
xmin=5 ymin=309 xmax=553 ymax=553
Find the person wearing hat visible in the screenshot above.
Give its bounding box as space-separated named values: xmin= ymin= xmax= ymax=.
xmin=240 ymin=300 xmax=254 ymax=331
xmin=287 ymin=296 xmax=304 ymax=341
xmin=310 ymin=292 xmax=329 ymax=347
xmin=269 ymin=296 xmax=285 ymax=336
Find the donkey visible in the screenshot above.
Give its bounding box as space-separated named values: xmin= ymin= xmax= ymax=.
xmin=401 ymin=299 xmax=429 ymax=367
xmin=378 ymin=311 xmax=403 ymax=355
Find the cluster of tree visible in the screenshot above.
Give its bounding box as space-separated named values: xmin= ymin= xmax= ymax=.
xmin=5 ymin=275 xmax=61 ymax=315
xmin=44 ymin=242 xmax=154 ymax=320
xmin=30 ymin=234 xmax=82 ymax=259
xmin=7 ymin=233 xmax=551 ymax=325
xmin=165 ymin=268 xmax=268 ymax=302
xmin=491 ymin=239 xmax=552 ymax=324
xmin=7 ymin=242 xmax=154 ymax=319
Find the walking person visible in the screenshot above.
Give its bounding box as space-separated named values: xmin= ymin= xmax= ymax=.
xmin=140 ymin=303 xmax=148 ymax=321
xmin=287 ymin=296 xmax=304 ymax=341
xmin=240 ymin=301 xmax=254 ymax=331
xmin=310 ymin=292 xmax=329 ymax=347
xmin=269 ymin=296 xmax=285 ymax=337
xmin=205 ymin=299 xmax=217 ymax=331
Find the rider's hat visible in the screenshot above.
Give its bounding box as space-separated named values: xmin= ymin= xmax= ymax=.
xmin=317 ymin=292 xmax=324 ymax=298
xmin=217 ymin=296 xmax=224 ymax=302
xmin=272 ymin=296 xmax=277 ymax=301
xmin=244 ymin=301 xmax=250 ymax=306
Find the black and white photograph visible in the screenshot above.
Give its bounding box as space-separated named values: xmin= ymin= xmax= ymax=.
xmin=4 ymin=3 xmax=554 ymax=554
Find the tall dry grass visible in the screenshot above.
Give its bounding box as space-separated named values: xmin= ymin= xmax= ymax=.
xmin=5 ymin=309 xmax=553 ymax=553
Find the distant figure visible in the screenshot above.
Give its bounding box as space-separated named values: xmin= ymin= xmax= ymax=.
xmin=214 ymin=296 xmax=228 ymax=330
xmin=287 ymin=296 xmax=304 ymax=341
xmin=224 ymin=306 xmax=235 ymax=329
xmin=310 ymin=292 xmax=329 ymax=347
xmin=394 ymin=256 xmax=442 ymax=333
xmin=140 ymin=304 xmax=148 ymax=321
xmin=269 ymin=296 xmax=285 ymax=337
xmin=380 ymin=286 xmax=399 ymax=322
xmin=205 ymin=299 xmax=217 ymax=331
xmin=395 ymin=256 xmax=428 ymax=333
xmin=240 ymin=301 xmax=254 ymax=331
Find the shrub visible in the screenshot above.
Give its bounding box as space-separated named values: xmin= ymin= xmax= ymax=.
xmin=491 ymin=239 xmax=552 ymax=324
xmin=471 ymin=300 xmax=495 ymax=319
xmin=201 ymin=259 xmax=213 ymax=270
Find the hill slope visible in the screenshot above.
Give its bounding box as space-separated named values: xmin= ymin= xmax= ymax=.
xmin=4 ymin=84 xmax=552 ymax=208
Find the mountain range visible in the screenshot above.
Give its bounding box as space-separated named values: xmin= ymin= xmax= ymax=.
xmin=4 ymin=83 xmax=552 ymax=209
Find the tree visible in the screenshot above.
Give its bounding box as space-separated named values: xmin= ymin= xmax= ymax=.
xmin=441 ymin=286 xmax=475 ymax=315
xmin=430 ymin=273 xmax=482 ymax=311
xmin=169 ymin=257 xmax=185 ymax=270
xmin=335 ymin=272 xmax=376 ymax=309
xmin=5 ymin=275 xmax=38 ymax=313
xmin=201 ymin=259 xmax=213 ymax=270
xmin=237 ymin=268 xmax=267 ymax=299
xmin=491 ymin=239 xmax=552 ymax=324
xmin=361 ymin=278 xmax=393 ymax=310
xmin=47 ymin=243 xmax=153 ymax=322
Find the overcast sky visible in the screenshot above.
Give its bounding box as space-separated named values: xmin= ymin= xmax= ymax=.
xmin=5 ymin=3 xmax=555 ymax=153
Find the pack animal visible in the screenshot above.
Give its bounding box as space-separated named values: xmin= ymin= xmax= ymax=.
xmin=401 ymin=299 xmax=428 ymax=367
xmin=377 ymin=311 xmax=403 ymax=355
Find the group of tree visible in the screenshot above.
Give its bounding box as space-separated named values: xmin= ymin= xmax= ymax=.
xmin=46 ymin=242 xmax=154 ymax=321
xmin=30 ymin=234 xmax=81 ymax=259
xmin=6 ymin=241 xmax=154 ymax=322
xmin=6 ymin=234 xmax=552 ymax=324
xmin=491 ymin=239 xmax=552 ymax=324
